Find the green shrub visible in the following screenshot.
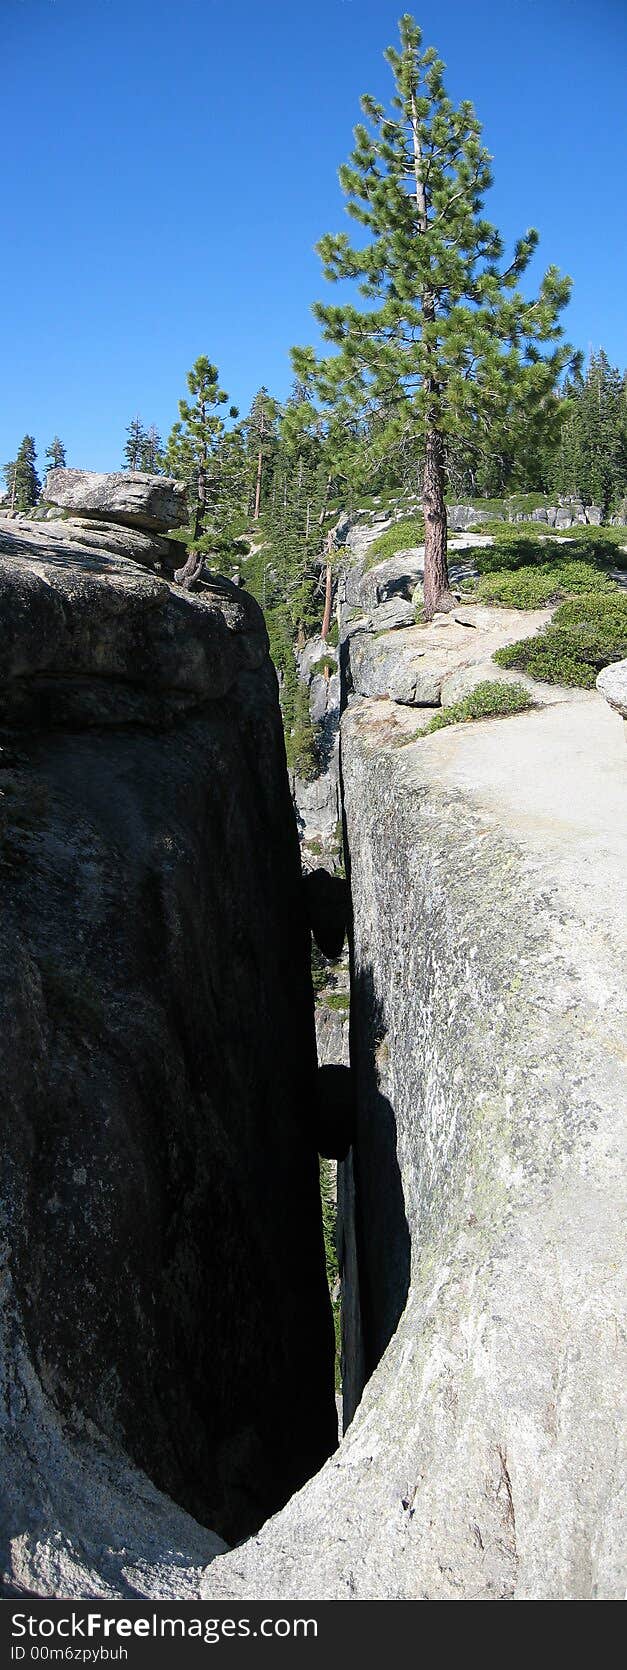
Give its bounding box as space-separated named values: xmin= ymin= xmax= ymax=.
xmin=308 ymin=654 xmax=337 ymax=680
xmin=324 ymin=991 xmax=350 ymax=1012
xmin=422 ymin=680 xmax=533 ymax=733
xmin=286 ymin=683 xmax=320 ymax=779
xmin=365 ymin=515 xmax=425 ymax=564
xmin=494 ymin=590 xmax=627 ymax=687
xmin=466 ymin=559 xmax=612 ymax=610
xmin=460 ymin=527 xmax=626 ymax=576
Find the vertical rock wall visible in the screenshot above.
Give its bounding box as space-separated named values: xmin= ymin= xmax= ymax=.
xmin=0 ymin=523 xmax=337 ymax=1591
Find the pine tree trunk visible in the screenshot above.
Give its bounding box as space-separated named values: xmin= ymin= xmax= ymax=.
xmin=422 ymin=422 xmax=453 ymax=619
xmin=410 ymin=90 xmax=454 ymax=621
xmin=321 ymin=557 xmax=333 ymax=640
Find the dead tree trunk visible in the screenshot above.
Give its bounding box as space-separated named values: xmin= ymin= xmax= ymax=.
xmin=321 ymin=543 xmax=334 ymax=641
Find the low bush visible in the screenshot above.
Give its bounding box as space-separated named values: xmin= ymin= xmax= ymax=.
xmin=467 ymin=559 xmax=612 ymax=610
xmin=422 ymin=679 xmax=533 ymax=733
xmin=324 ymin=991 xmax=350 ymax=1012
xmin=494 ymin=590 xmax=627 ymax=686
xmin=366 ymin=515 xmax=425 ymax=564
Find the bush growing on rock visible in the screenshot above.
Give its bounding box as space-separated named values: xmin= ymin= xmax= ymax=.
xmin=468 ymin=559 xmax=613 ymax=610
xmin=495 ymin=590 xmax=627 ymax=686
xmin=422 ymin=680 xmax=533 ymax=731
xmin=366 ymin=515 xmax=426 ymax=564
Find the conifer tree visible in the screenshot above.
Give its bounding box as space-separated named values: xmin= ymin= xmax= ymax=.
xmin=2 ymin=460 xmax=17 ymax=508
xmin=45 ymin=435 xmax=66 ymax=472
xmin=552 ymin=351 xmax=627 ymax=515
xmin=139 ymin=423 xmax=164 ymax=474
xmin=7 ymin=436 xmax=40 ymax=511
xmin=166 ymin=356 xmax=238 ymax=541
xmin=243 ymin=388 xmax=280 ymax=519
xmin=293 ymin=13 xmax=574 ymax=617
xmin=123 ymin=415 xmax=146 ymax=471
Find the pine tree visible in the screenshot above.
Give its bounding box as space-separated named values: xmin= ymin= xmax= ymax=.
xmin=139 ymin=423 xmax=164 ymax=473
xmin=123 ymin=415 xmax=146 ymax=471
xmin=292 ymin=14 xmax=574 ymax=618
xmin=45 ymin=435 xmax=66 ymax=472
xmin=165 ymin=357 xmax=241 ymax=586
xmin=166 ymin=357 xmax=238 ymax=541
xmin=552 ymin=351 xmax=627 ymax=516
xmin=7 ymin=436 xmax=40 ymax=511
xmin=243 ymin=388 xmax=280 ymax=520
xmin=3 ymin=460 xmax=17 ymax=508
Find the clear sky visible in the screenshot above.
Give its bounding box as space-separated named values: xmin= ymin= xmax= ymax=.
xmin=1 ymin=0 xmax=625 ymax=476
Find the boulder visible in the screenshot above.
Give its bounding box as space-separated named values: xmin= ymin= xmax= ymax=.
xmin=315 ymin=988 xmax=350 ymax=1069
xmin=45 ymin=468 xmax=188 ymax=531
xmin=596 ymin=658 xmax=627 ymax=719
xmin=368 ymin=597 xmax=416 ymax=632
xmin=303 ymin=868 xmax=348 ymax=959
xmin=0 ymin=518 xmax=267 ymax=725
xmin=12 ymin=513 xmax=184 ymax=574
xmin=347 ymin=607 xmax=553 ymax=708
xmin=298 ymin=634 xmax=338 ymax=682
xmin=309 ymin=669 xmax=340 ymax=724
xmin=316 ymin=1065 xmax=355 ymax=1160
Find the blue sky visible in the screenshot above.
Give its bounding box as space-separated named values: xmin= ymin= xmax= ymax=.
xmin=1 ymin=0 xmax=625 ymax=475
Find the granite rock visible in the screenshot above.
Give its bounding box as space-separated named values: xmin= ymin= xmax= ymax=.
xmin=596 ymin=657 xmax=627 ymax=719
xmin=45 ymin=468 xmax=188 ymax=531
xmin=0 ymin=522 xmax=336 ymax=1592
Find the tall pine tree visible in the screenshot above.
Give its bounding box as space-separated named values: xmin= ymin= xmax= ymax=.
xmin=139 ymin=423 xmax=164 ymax=473
xmin=293 ymin=14 xmax=574 ymax=617
xmin=5 ymin=436 xmax=40 ymax=511
xmin=243 ymin=388 xmax=280 ymax=520
xmin=166 ymin=357 xmax=238 ymax=540
xmin=45 ymin=435 xmax=66 ymax=472
xmin=123 ymin=415 xmax=146 ymax=471
xmin=552 ymin=350 xmax=627 ymax=516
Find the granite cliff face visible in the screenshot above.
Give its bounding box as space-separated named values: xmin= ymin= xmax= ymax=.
xmin=200 ymin=531 xmax=627 ymax=1602
xmin=0 ymin=509 xmax=336 ymax=1593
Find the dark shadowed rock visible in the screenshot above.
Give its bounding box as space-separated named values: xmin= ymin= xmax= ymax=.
xmin=0 ymin=522 xmax=336 ymax=1590
xmin=316 ymin=1065 xmax=355 ymax=1160
xmin=45 ymin=468 xmax=188 ymax=531
xmin=303 ymin=868 xmax=348 ymax=957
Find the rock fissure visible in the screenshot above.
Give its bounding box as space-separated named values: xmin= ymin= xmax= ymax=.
xmin=1 ymin=487 xmax=625 ymax=1600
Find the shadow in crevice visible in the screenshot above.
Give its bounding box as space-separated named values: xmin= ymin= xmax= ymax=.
xmin=340 ymin=962 xmax=411 ymax=1426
